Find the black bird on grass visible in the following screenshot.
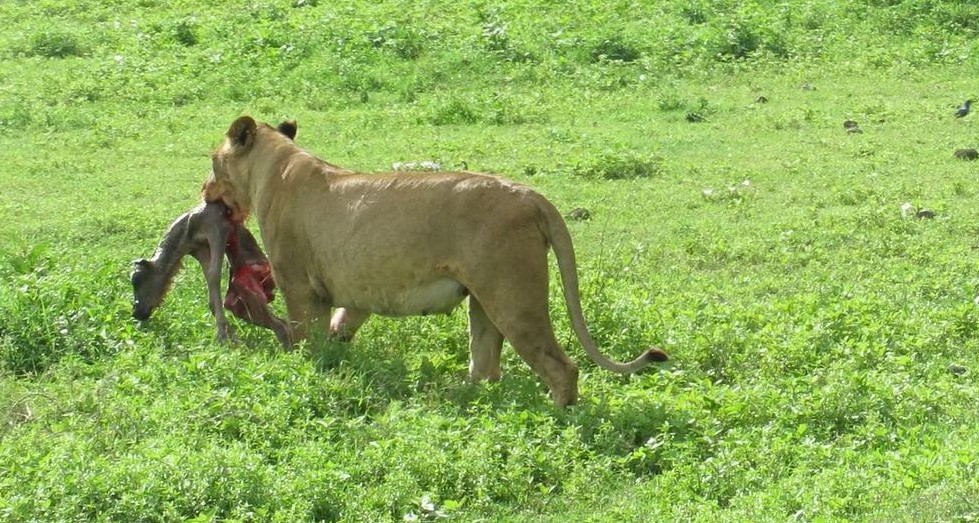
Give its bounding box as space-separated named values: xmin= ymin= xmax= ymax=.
xmin=955 ymin=99 xmax=972 ymax=118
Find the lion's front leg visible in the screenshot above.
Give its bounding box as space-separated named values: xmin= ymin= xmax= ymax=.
xmin=279 ymin=283 xmax=332 ymax=342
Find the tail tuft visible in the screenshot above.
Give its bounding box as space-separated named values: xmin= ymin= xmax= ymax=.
xmin=645 ymin=348 xmax=669 ymax=362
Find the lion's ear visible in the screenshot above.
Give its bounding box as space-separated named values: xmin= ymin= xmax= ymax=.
xmin=277 ymin=120 xmax=297 ymax=141
xmin=227 ymin=116 xmax=257 ymax=149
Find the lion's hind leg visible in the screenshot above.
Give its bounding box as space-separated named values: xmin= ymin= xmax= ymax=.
xmin=468 ymin=276 xmax=580 ymax=407
xmin=501 ymin=316 xmax=580 ymax=407
xmin=468 ymin=297 xmax=504 ymax=382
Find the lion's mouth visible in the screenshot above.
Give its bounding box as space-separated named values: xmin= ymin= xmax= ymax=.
xmin=203 ymin=188 xmax=247 ymax=225
xmin=221 ymin=199 xmax=248 ymax=225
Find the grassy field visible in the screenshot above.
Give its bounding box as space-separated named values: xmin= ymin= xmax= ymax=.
xmin=2 ymin=1 xmax=979 ymax=521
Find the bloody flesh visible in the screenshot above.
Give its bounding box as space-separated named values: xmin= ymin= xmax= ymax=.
xmin=223 ymin=222 xmax=276 ymax=317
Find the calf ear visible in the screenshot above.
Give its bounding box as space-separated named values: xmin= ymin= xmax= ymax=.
xmin=132 ymin=258 xmax=151 ymax=268
xmin=227 ymin=116 xmax=257 ymax=149
xmin=277 ymin=120 xmax=298 ymax=141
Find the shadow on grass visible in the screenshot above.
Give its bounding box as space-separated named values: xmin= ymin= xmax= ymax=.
xmin=294 ymin=326 xmax=679 ymax=482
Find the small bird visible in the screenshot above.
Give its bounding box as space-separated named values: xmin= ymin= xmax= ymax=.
xmin=565 ymin=207 xmax=591 ymax=221
xmin=954 ymin=148 xmax=979 ymax=160
xmin=955 ymin=99 xmax=972 ymax=118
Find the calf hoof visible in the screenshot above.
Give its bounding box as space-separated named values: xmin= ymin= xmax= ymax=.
xmin=216 ymin=326 xmax=238 ymax=344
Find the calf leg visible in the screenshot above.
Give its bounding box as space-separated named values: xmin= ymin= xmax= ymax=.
xmin=195 ymin=245 xmax=234 ymax=343
xmin=226 ymin=279 xmax=294 ymax=348
xmin=268 ymin=317 xmax=293 ymax=348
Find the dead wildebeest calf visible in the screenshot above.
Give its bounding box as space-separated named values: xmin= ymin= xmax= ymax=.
xmin=130 ymin=200 xmax=292 ymax=347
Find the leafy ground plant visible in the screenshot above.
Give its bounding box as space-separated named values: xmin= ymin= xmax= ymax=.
xmin=1 ymin=1 xmax=979 ymax=521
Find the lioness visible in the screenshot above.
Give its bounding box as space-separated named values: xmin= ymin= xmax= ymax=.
xmin=203 ymin=116 xmax=668 ymax=406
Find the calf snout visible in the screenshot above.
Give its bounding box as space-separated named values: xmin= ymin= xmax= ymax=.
xmin=132 ymin=302 xmax=152 ymax=321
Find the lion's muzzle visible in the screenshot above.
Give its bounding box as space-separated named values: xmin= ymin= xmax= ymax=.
xmin=201 ymin=171 xmax=221 ymax=203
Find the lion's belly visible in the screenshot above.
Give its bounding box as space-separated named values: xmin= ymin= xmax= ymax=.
xmin=333 ymin=278 xmax=468 ymax=317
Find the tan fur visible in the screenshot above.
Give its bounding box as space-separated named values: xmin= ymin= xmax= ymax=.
xmin=203 ymin=116 xmax=666 ymax=406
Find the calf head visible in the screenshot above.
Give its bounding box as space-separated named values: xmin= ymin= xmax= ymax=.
xmin=130 ymin=258 xmax=168 ymax=321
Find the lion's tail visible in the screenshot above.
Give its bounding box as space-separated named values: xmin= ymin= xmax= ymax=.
xmin=537 ymin=197 xmax=668 ymax=373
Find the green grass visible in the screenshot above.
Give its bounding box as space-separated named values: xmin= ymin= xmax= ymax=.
xmin=3 ymin=0 xmax=979 ymax=521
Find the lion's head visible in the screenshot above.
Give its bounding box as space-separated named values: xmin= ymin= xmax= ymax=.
xmin=202 ymin=116 xmax=298 ymax=224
